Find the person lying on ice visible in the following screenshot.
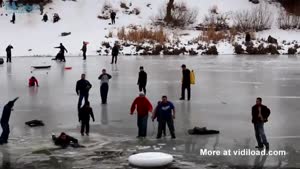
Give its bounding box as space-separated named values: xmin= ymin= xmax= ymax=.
xmin=0 ymin=97 xmax=19 ymax=145
xmin=28 ymin=76 xmax=39 ymax=87
xmin=52 ymin=132 xmax=82 ymax=148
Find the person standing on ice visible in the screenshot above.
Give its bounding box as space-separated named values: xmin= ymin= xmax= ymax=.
xmin=81 ymin=41 xmax=87 ymax=60
xmin=180 ymin=64 xmax=191 ymax=101
xmin=78 ymin=101 xmax=95 ymax=136
xmin=152 ymin=96 xmax=176 ymax=139
xmin=110 ymin=11 xmax=116 ymax=24
xmin=28 ymin=76 xmax=39 ymax=87
xmin=252 ymin=97 xmax=271 ymax=149
xmin=6 ymin=44 xmax=13 ymax=63
xmin=55 ymin=43 xmax=68 ymax=62
xmin=0 ymin=97 xmax=19 ymax=145
xmin=111 ymin=43 xmax=119 ymax=64
xmin=76 ymin=74 xmax=92 ymax=111
xmin=130 ymin=92 xmax=153 ymax=138
xmin=10 ymin=12 xmax=15 ymax=24
xmin=152 ymin=101 xmax=166 ymax=137
xmin=137 ymin=66 xmax=147 ymax=95
xmin=98 ymin=69 xmax=112 ymax=104
xmin=42 ymin=13 xmax=48 ymax=22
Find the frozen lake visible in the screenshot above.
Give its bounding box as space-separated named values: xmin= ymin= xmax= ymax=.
xmin=0 ymin=55 xmax=300 ymax=168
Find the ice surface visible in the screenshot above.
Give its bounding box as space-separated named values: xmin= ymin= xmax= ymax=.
xmin=0 ymin=55 xmax=300 ymax=168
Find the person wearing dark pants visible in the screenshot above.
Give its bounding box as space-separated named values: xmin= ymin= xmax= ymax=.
xmin=137 ymin=115 xmax=148 ymax=137
xmin=111 ymin=43 xmax=119 ymax=64
xmin=6 ymin=45 xmax=13 ymax=63
xmin=152 ymin=101 xmax=166 ymax=136
xmin=76 ymin=74 xmax=92 ymax=111
xmin=137 ymin=66 xmax=147 ymax=95
xmin=252 ymin=97 xmax=271 ymax=149
xmin=110 ymin=11 xmax=116 ymax=24
xmin=130 ymin=92 xmax=153 ymax=138
xmin=81 ymin=41 xmax=87 ymax=60
xmin=98 ymin=69 xmax=112 ymax=104
xmin=54 ymin=43 xmax=68 ymax=62
xmin=79 ymin=101 xmax=95 ymax=136
xmin=180 ymin=64 xmax=191 ymax=100
xmin=152 ymin=96 xmax=176 ymax=139
xmin=10 ymin=13 xmax=15 ymax=24
xmin=0 ymin=97 xmax=19 ymax=144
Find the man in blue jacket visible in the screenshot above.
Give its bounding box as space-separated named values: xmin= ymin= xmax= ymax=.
xmin=152 ymin=96 xmax=176 ymax=139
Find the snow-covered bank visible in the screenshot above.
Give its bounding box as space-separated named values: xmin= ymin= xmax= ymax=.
xmin=0 ymin=0 xmax=299 ymax=56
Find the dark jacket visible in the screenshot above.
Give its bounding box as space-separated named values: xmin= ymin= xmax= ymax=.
xmin=1 ymin=98 xmax=18 ymax=124
xmin=252 ymin=104 xmax=271 ymax=123
xmin=138 ymin=71 xmax=147 ymax=86
xmin=55 ymin=45 xmax=68 ymax=54
xmin=6 ymin=45 xmax=13 ymax=54
xmin=112 ymin=46 xmax=119 ymax=56
xmin=111 ymin=12 xmax=116 ymax=19
xmin=81 ymin=44 xmax=87 ymax=52
xmin=79 ymin=106 xmax=95 ymax=122
xmin=182 ymin=69 xmax=191 ymax=85
xmin=76 ymin=79 xmax=92 ymax=95
xmin=52 ymin=133 xmax=78 ymax=148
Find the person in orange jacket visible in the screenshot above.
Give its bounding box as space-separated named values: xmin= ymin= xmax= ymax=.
xmin=28 ymin=76 xmax=39 ymax=87
xmin=130 ymin=92 xmax=153 ymax=138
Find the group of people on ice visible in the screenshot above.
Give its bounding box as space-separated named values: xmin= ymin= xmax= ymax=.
xmin=72 ymin=66 xmax=179 ymax=140
xmin=1 ymin=58 xmax=271 ymax=150
xmin=2 ymin=41 xmax=119 ymax=64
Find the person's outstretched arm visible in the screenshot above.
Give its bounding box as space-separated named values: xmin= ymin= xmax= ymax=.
xmin=35 ymin=79 xmax=39 ymax=87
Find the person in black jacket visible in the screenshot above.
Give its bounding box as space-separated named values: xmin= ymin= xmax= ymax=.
xmin=111 ymin=43 xmax=119 ymax=64
xmin=54 ymin=43 xmax=68 ymax=62
xmin=6 ymin=45 xmax=13 ymax=63
xmin=110 ymin=11 xmax=116 ymax=24
xmin=78 ymin=101 xmax=95 ymax=136
xmin=42 ymin=13 xmax=48 ymax=22
xmin=52 ymin=132 xmax=79 ymax=148
xmin=180 ymin=64 xmax=191 ymax=100
xmin=81 ymin=41 xmax=87 ymax=60
xmin=10 ymin=13 xmax=15 ymax=24
xmin=252 ymin=97 xmax=270 ymax=149
xmin=137 ymin=66 xmax=147 ymax=95
xmin=0 ymin=97 xmax=18 ymax=144
xmin=76 ymin=74 xmax=92 ymax=111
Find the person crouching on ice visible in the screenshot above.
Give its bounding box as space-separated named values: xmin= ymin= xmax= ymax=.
xmin=28 ymin=76 xmax=39 ymax=87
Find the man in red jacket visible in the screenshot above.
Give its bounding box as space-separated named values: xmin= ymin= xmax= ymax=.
xmin=130 ymin=92 xmax=153 ymax=138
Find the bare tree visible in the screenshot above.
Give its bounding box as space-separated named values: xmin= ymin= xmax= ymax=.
xmin=164 ymin=0 xmax=174 ymax=23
